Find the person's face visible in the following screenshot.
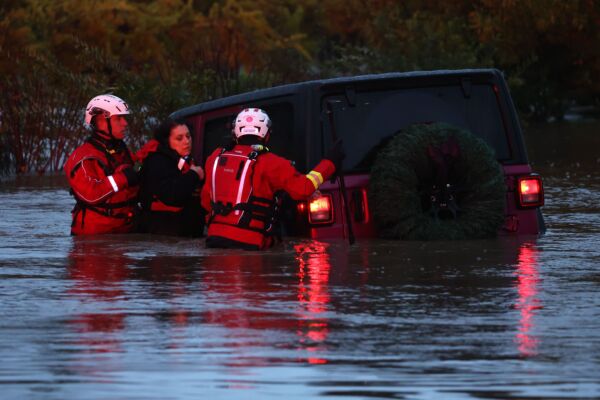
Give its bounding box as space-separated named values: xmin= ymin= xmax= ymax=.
xmin=169 ymin=124 xmax=192 ymax=157
xmin=95 ymin=114 xmax=129 ymax=140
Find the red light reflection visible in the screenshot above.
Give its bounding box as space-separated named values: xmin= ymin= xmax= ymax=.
xmin=67 ymin=239 xmax=129 ymax=355
xmin=514 ymin=242 xmax=542 ymax=357
xmin=294 ymin=241 xmax=331 ymax=364
xmin=200 ymin=253 xmax=286 ymax=369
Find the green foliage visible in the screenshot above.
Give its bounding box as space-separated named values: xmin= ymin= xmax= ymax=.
xmin=0 ymin=0 xmax=598 ymax=173
xmin=0 ymin=47 xmax=93 ymax=174
xmin=316 ymin=0 xmax=599 ymax=120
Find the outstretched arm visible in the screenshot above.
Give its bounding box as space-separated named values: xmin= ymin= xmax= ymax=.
xmin=269 ymin=156 xmax=336 ymax=200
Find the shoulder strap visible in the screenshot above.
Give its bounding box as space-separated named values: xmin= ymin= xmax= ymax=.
xmin=86 ymin=136 xmax=117 ymax=174
xmin=86 ymin=136 xmax=133 ymax=173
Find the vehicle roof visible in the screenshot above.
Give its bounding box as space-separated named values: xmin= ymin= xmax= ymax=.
xmin=171 ymin=68 xmax=504 ymax=119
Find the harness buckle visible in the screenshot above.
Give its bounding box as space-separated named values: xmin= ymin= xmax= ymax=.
xmin=212 ymin=201 xmax=234 ymax=216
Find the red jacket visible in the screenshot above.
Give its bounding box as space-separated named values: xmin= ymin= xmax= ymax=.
xmin=201 ymin=144 xmax=335 ymax=249
xmin=64 ymin=134 xmax=139 ymax=235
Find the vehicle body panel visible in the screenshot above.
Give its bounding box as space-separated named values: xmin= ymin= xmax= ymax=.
xmin=171 ymin=69 xmax=545 ymax=238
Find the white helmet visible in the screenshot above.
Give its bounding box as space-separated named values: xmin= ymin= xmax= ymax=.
xmin=84 ymin=94 xmax=130 ymax=126
xmin=233 ymin=108 xmax=271 ymax=139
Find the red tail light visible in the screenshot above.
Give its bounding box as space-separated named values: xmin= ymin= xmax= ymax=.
xmin=517 ymin=175 xmax=544 ymax=207
xmin=308 ymin=194 xmax=334 ymax=224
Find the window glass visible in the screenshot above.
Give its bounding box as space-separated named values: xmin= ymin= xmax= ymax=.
xmin=259 ymin=102 xmax=299 ymax=168
xmin=325 ymin=84 xmax=510 ymax=172
xmin=203 ymin=115 xmax=233 ymax=161
xmin=202 ymin=102 xmax=300 ymax=169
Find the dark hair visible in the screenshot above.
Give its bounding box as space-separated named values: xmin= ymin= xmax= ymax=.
xmin=153 ymin=117 xmax=190 ymax=147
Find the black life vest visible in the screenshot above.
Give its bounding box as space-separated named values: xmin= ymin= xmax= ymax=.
xmin=148 ymin=154 xmax=193 ymax=214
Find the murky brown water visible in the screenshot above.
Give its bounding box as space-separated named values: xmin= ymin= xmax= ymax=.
xmin=1 ymin=121 xmax=599 ymax=399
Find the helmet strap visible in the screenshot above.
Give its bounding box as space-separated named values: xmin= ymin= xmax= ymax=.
xmin=90 ymin=115 xmax=115 ymax=139
xmin=106 ymin=116 xmax=114 ymax=138
xmin=96 ymin=118 xmax=117 ymax=140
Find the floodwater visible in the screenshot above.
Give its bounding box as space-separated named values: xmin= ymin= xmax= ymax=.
xmin=1 ymin=121 xmax=599 ymax=399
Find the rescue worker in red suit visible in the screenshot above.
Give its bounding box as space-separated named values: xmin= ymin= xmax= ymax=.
xmin=201 ymin=108 xmax=344 ymax=250
xmin=64 ymin=94 xmax=140 ymax=235
xmin=138 ymin=118 xmax=205 ymax=237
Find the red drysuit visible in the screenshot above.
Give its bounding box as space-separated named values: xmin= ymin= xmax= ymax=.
xmin=201 ymin=144 xmax=335 ymax=249
xmin=64 ymin=134 xmax=139 ymax=235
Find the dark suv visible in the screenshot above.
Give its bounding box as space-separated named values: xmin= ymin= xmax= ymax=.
xmin=171 ymin=69 xmax=545 ymax=240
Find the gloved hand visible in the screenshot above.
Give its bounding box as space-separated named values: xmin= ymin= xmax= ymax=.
xmin=324 ymin=138 xmax=345 ymax=175
xmin=116 ymin=164 xmax=139 ymax=187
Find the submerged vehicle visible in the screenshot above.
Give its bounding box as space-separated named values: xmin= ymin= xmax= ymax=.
xmin=171 ymin=69 xmax=545 ymax=241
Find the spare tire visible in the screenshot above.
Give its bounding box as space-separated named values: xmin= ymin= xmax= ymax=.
xmin=369 ymin=122 xmax=505 ymax=240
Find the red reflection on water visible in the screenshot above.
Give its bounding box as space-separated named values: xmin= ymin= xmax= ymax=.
xmin=201 ymin=253 xmax=289 ymax=369
xmin=67 ymin=239 xmax=129 ymax=355
xmin=139 ymin=257 xmax=193 ymax=352
xmin=144 ymin=258 xmax=191 ymax=314
xmin=514 ymin=241 xmax=542 ymax=357
xmin=294 ymin=241 xmax=331 ymax=364
xmin=199 ymin=244 xmax=334 ymax=367
xmin=68 ymin=313 xmax=125 ymax=354
xmin=202 ymin=254 xmax=269 ymax=328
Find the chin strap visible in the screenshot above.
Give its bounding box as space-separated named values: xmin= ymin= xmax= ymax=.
xmin=92 ymin=116 xmax=114 ymax=139
xmin=106 ymin=116 xmax=114 ymax=138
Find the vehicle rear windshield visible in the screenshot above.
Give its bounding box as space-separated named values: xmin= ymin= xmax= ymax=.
xmin=325 ymin=84 xmax=510 ymax=173
xmin=202 ymin=102 xmax=300 ymax=168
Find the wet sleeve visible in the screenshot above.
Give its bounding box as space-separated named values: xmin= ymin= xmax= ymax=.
xmin=70 ymin=157 xmax=126 ymax=205
xmin=268 ymin=156 xmax=335 ymax=200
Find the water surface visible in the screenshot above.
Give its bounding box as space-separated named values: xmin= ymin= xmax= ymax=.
xmin=1 ymin=122 xmax=599 ymax=399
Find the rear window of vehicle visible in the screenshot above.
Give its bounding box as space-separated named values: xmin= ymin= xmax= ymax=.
xmin=203 ymin=115 xmax=234 ymax=161
xmin=324 ymin=84 xmax=510 ymax=172
xmin=202 ymin=102 xmax=301 ymax=168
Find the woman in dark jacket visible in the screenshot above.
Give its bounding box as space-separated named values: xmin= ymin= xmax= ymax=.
xmin=138 ymin=118 xmax=205 ymax=237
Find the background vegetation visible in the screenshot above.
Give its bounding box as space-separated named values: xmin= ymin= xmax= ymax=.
xmin=1 ymin=0 xmax=598 ymax=174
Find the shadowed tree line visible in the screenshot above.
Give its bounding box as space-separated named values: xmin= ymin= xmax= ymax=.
xmin=0 ymin=0 xmax=598 ymax=174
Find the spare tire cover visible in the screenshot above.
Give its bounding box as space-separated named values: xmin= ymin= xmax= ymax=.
xmin=369 ymin=122 xmax=505 ymax=240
